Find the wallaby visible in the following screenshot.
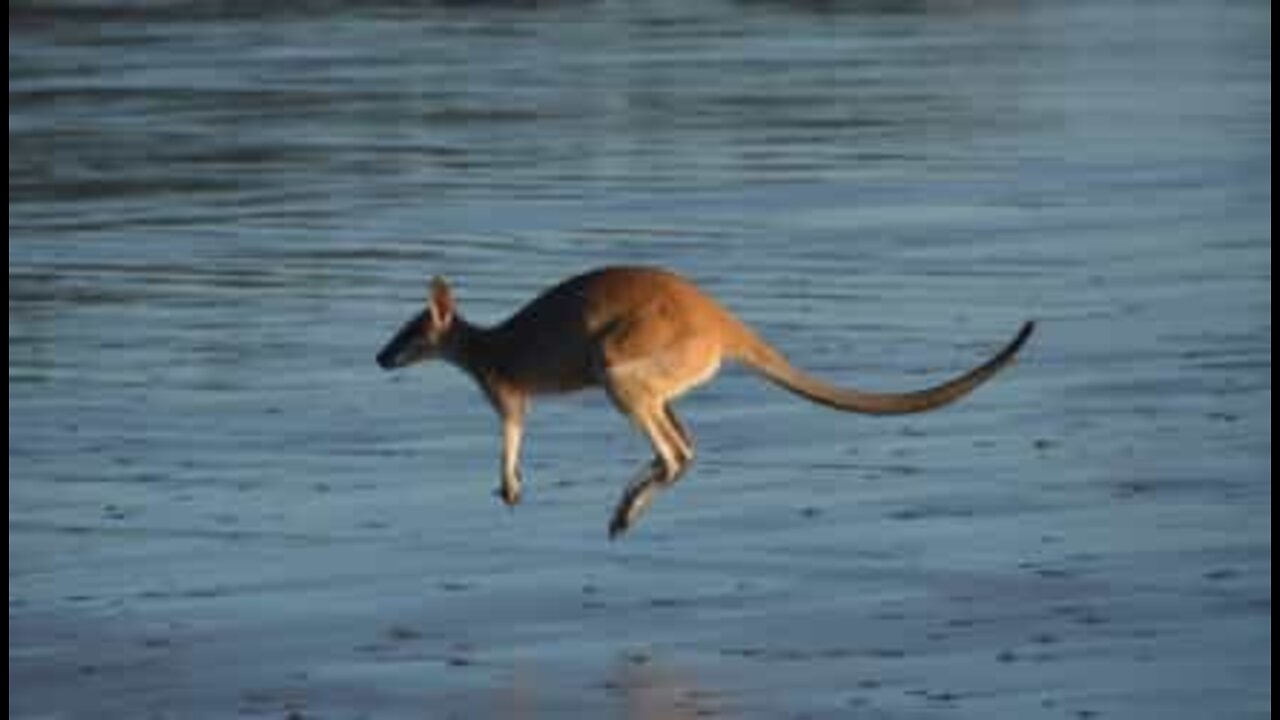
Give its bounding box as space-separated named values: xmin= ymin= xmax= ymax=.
xmin=377 ymin=266 xmax=1033 ymax=538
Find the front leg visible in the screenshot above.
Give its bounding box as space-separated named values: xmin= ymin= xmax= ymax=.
xmin=478 ymin=382 xmax=528 ymax=507
xmin=498 ymin=414 xmax=524 ymax=506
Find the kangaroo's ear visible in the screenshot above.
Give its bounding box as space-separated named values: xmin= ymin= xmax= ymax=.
xmin=428 ymin=275 xmax=454 ymax=326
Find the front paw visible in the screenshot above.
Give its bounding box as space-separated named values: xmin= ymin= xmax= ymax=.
xmin=495 ymin=479 xmax=521 ymax=507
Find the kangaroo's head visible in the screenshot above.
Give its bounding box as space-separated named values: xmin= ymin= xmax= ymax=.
xmin=376 ymin=276 xmax=456 ymax=370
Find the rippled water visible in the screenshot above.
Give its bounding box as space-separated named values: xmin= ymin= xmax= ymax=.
xmin=10 ymin=1 xmax=1270 ymax=718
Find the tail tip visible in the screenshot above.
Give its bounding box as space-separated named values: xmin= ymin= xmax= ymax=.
xmin=1009 ymin=320 xmax=1036 ymax=358
xmin=1019 ymin=319 xmax=1036 ymax=341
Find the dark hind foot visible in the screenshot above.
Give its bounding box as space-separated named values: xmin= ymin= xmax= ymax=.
xmin=608 ymin=459 xmax=682 ymax=540
xmin=609 ymin=476 xmax=661 ymax=539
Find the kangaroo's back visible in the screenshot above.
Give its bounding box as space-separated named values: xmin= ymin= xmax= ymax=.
xmin=486 ymin=266 xmax=729 ymax=391
xmin=500 ymin=266 xmax=719 ymax=331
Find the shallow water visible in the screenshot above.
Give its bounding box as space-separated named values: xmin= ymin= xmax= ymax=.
xmin=9 ymin=1 xmax=1271 ymax=718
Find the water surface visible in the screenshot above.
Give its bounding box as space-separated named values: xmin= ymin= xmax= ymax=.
xmin=10 ymin=1 xmax=1270 ymax=718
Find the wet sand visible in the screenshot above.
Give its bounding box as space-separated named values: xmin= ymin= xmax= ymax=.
xmin=10 ymin=1 xmax=1270 ymax=718
xmin=9 ymin=418 xmax=1272 ymax=720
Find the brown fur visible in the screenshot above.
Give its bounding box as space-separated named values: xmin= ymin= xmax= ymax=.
xmin=377 ymin=266 xmax=1033 ymax=538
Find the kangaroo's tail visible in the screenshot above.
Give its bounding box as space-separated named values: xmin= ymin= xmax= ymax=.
xmin=727 ymin=320 xmax=1034 ymax=415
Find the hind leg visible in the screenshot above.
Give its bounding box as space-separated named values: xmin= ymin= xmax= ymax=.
xmin=607 ymin=403 xmax=697 ymax=538
xmin=594 ymin=324 xmax=717 ymax=537
xmin=663 ymin=403 xmax=694 ymax=468
xmin=603 ymin=378 xmax=696 ymax=538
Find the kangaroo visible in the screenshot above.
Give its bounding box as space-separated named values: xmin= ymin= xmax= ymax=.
xmin=377 ymin=266 xmax=1034 ymax=538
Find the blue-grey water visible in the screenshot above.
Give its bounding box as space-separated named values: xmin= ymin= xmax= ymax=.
xmin=9 ymin=2 xmax=1270 ymax=718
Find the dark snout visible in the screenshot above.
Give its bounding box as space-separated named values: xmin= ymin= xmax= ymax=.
xmin=376 ymin=345 xmax=399 ymax=370
xmin=376 ymin=318 xmax=425 ymax=370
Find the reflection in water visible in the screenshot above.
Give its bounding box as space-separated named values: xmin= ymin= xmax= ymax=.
xmin=609 ymin=653 xmax=720 ymax=720
xmin=490 ymin=652 xmax=720 ymax=720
